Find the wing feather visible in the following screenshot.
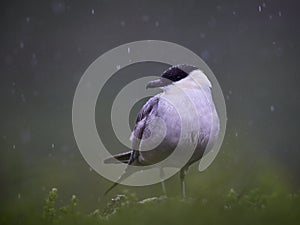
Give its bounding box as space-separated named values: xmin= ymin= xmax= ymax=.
xmin=129 ymin=96 xmax=159 ymax=165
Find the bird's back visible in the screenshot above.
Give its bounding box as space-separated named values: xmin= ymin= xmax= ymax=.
xmin=135 ymin=85 xmax=220 ymax=168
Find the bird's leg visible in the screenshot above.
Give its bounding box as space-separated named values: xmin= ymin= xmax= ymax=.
xmin=159 ymin=168 xmax=167 ymax=196
xmin=180 ymin=168 xmax=187 ymax=199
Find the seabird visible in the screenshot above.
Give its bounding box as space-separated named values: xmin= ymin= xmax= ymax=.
xmin=104 ymin=64 xmax=220 ymax=197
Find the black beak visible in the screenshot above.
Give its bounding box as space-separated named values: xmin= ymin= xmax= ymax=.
xmin=146 ymin=78 xmax=172 ymax=89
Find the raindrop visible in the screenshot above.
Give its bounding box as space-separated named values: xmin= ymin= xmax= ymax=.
xmin=26 ymin=17 xmax=30 ymax=22
xmin=20 ymin=93 xmax=26 ymax=103
xmin=33 ymin=90 xmax=39 ymax=96
xmin=31 ymin=53 xmax=38 ymax=66
xmin=208 ymin=17 xmax=216 ymax=28
xmin=258 ymin=5 xmax=262 ymax=12
xmin=232 ymin=11 xmax=236 ymax=15
xmin=91 ymin=9 xmax=95 ymax=15
xmin=18 ymin=193 xmax=21 ymax=199
xmin=155 ymin=21 xmax=159 ymax=27
xmin=12 ymin=145 xmax=16 ymax=149
xmin=235 ymin=132 xmax=238 ymax=137
xmin=120 ymin=21 xmax=125 ymax=27
xmin=270 ymin=105 xmax=275 ymax=112
xmin=51 ymin=0 xmax=66 ymax=15
xmin=275 ymin=46 xmax=283 ymax=57
xmin=127 ymin=47 xmax=130 ymax=54
xmin=200 ymin=50 xmax=210 ymax=60
xmin=51 ymin=143 xmax=55 ymax=149
xmin=142 ymin=15 xmax=149 ymax=22
xmin=20 ymin=41 xmax=24 ymax=49
xmin=89 ymin=167 xmax=93 ymax=172
xmin=116 ymin=65 xmax=121 ymax=70
xmin=278 ymin=11 xmax=282 ymax=17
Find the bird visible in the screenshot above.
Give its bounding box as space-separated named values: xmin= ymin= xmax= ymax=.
xmin=104 ymin=64 xmax=220 ymax=198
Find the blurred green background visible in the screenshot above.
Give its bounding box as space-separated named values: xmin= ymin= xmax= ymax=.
xmin=1 ymin=0 xmax=300 ymax=224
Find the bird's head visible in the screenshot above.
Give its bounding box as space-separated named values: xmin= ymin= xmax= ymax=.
xmin=146 ymin=64 xmax=212 ymax=90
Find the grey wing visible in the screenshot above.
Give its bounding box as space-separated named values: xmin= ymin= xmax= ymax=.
xmin=103 ymin=96 xmax=160 ymax=194
xmin=129 ymin=96 xmax=159 ymax=165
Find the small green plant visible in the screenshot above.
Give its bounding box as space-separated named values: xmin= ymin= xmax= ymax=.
xmin=240 ymin=188 xmax=267 ymax=209
xmin=224 ymin=188 xmax=239 ymax=209
xmin=43 ymin=188 xmax=81 ymax=224
xmin=41 ymin=187 xmax=300 ymax=225
xmin=224 ymin=188 xmax=267 ymax=210
xmin=43 ymin=188 xmax=58 ymax=223
xmin=102 ymin=190 xmax=138 ymax=217
xmin=60 ymin=194 xmax=79 ymax=216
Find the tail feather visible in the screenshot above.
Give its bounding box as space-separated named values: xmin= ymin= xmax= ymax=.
xmin=104 ymin=166 xmax=137 ymax=196
xmin=103 ymin=150 xmax=139 ymax=195
xmin=104 ymin=151 xmax=132 ymax=164
xmin=104 ymin=182 xmax=119 ymax=196
xmin=103 ymin=150 xmax=136 ymax=195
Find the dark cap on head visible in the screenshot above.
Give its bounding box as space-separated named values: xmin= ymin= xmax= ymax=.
xmin=146 ymin=64 xmax=199 ymax=89
xmin=161 ymin=64 xmax=199 ymax=82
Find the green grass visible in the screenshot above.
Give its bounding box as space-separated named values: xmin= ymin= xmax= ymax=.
xmin=1 ymin=142 xmax=299 ymax=225
xmin=39 ymin=184 xmax=300 ymax=225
